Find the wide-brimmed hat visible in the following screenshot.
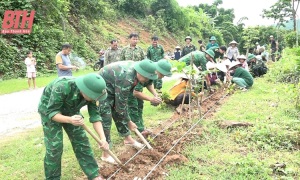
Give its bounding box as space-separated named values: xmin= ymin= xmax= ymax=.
xmin=223 ymin=59 xmax=231 ymax=66
xmin=175 ymin=46 xmax=181 ymax=49
xmin=216 ymin=63 xmax=227 ymax=73
xmin=237 ymin=55 xmax=247 ymax=60
xmin=210 ymin=36 xmax=217 ymax=41
xmin=206 ymin=61 xmax=216 ymax=70
xmin=270 ymin=35 xmax=274 ymax=38
xmin=255 ymin=42 xmax=259 ymax=45
xmin=155 ymin=59 xmax=172 ymax=77
xmin=229 ymin=40 xmax=238 ymax=45
xmin=229 ymin=61 xmax=242 ymax=70
xmin=75 ymin=73 xmax=107 ymax=101
xmin=205 ymin=49 xmax=215 ymax=58
xmin=185 ymin=36 xmax=192 ymax=41
xmin=247 ymin=54 xmax=256 ymax=60
xmin=134 ymin=59 xmax=158 ymax=80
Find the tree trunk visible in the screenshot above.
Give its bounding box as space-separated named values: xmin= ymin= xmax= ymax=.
xmin=293 ymin=0 xmax=296 ymax=31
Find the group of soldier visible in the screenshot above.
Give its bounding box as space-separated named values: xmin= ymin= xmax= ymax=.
xmin=40 ymin=33 xmax=273 ymax=179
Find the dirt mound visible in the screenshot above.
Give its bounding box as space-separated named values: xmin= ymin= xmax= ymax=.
xmin=98 ymin=90 xmax=227 ymax=179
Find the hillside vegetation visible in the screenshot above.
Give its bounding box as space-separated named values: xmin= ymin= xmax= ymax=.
xmin=0 ymin=0 xmax=297 ymax=80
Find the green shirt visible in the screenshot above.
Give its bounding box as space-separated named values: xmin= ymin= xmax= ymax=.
xmin=179 ymin=51 xmax=208 ymax=71
xmin=206 ymin=43 xmax=219 ymax=50
xmin=181 ymin=44 xmax=196 ymax=57
xmin=38 ymin=77 xmax=101 ymax=123
xmin=104 ymin=47 xmax=122 ymax=66
xmin=146 ymin=45 xmax=164 ymax=62
xmin=233 ymin=67 xmax=254 ymax=86
xmin=120 ymin=45 xmax=145 ymax=61
xmin=134 ymin=80 xmax=153 ymax=92
xmin=99 ymin=61 xmax=138 ymax=122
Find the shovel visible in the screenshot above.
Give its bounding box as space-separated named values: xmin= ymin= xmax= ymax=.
xmin=134 ymin=129 xmax=153 ymax=149
xmin=82 ymin=124 xmax=130 ymax=172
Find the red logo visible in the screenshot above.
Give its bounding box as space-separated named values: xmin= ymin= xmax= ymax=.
xmin=1 ymin=10 xmax=35 ymax=34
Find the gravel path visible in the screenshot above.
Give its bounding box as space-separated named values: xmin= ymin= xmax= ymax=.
xmin=0 ymin=74 xmax=183 ymax=138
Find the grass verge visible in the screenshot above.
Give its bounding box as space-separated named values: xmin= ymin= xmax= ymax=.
xmin=167 ymin=77 xmax=300 ymax=179
xmin=0 ymin=68 xmax=94 ymax=95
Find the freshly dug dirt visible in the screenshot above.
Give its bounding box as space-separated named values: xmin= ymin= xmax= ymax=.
xmin=99 ymin=89 xmax=227 ymax=179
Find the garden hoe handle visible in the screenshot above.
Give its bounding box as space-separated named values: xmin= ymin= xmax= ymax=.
xmin=82 ymin=125 xmax=129 ymax=172
xmin=134 ymin=129 xmax=153 ymax=149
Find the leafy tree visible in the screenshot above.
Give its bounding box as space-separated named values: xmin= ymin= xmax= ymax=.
xmin=262 ymin=0 xmax=300 ymax=31
xmin=241 ymin=27 xmax=260 ymax=55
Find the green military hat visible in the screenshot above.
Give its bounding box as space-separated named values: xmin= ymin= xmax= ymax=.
xmin=205 ymin=49 xmax=215 ymax=58
xmin=185 ymin=36 xmax=192 ymax=41
xmin=134 ymin=59 xmax=158 ymax=80
xmin=75 ymin=73 xmax=107 ymax=101
xmin=247 ymin=54 xmax=256 ymax=60
xmin=155 ymin=59 xmax=173 ymax=77
xmin=209 ymin=36 xmax=217 ymax=41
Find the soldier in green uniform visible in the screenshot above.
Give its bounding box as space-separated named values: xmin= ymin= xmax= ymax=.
xmin=104 ymin=40 xmax=122 ymax=66
xmin=229 ymin=61 xmax=254 ymax=91
xmin=120 ymin=33 xmax=145 ymax=61
xmin=128 ymin=59 xmax=172 ymax=137
xmin=146 ymin=36 xmax=165 ymax=90
xmin=181 ymin=36 xmax=196 ymax=57
xmin=179 ymin=50 xmax=215 ymax=91
xmin=206 ymin=36 xmax=219 ymax=50
xmin=247 ymin=54 xmax=268 ymax=77
xmin=38 ymin=73 xmax=109 ymax=180
xmin=208 ymin=45 xmax=227 ymax=63
xmin=98 ymin=59 xmax=158 ymax=164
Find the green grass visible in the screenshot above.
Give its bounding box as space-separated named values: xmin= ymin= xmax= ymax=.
xmin=167 ymin=77 xmax=300 ymax=180
xmin=0 ymin=79 xmax=176 ymax=180
xmin=0 ymin=68 xmax=94 ymax=95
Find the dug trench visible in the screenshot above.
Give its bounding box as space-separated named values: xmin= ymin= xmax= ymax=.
xmin=98 ymin=89 xmax=228 ymax=180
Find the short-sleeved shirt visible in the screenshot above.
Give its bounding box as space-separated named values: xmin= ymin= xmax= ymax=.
xmin=181 ymin=44 xmax=196 ymax=57
xmin=38 ymin=76 xmax=101 ymax=123
xmin=99 ymin=61 xmax=138 ymax=122
xmin=120 ymin=45 xmax=145 ymax=61
xmin=146 ymin=45 xmax=164 ymax=62
xmin=233 ymin=67 xmax=254 ymax=87
xmin=270 ymin=40 xmax=277 ymax=50
xmin=179 ymin=51 xmax=208 ymax=71
xmin=56 ymin=51 xmax=72 ymax=76
xmin=104 ymin=47 xmax=122 ymax=66
xmin=24 ymin=57 xmax=36 ymax=72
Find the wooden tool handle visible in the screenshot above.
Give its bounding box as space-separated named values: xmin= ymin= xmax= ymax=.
xmin=134 ymin=129 xmax=153 ymax=149
xmin=82 ymin=125 xmax=122 ymax=164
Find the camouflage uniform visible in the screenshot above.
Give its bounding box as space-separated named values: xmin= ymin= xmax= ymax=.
xmin=147 ymin=45 xmax=164 ymax=89
xmin=128 ymin=80 xmax=153 ymax=132
xmin=38 ymin=77 xmax=101 ymax=180
xmin=120 ymin=45 xmax=145 ymax=61
xmin=179 ymin=51 xmax=208 ymax=71
xmin=181 ymin=44 xmax=196 ymax=57
xmin=104 ymin=47 xmax=122 ymax=66
xmin=248 ymin=59 xmax=268 ymax=77
xmin=98 ymin=61 xmax=139 ymax=146
xmin=209 ymin=46 xmax=223 ymax=63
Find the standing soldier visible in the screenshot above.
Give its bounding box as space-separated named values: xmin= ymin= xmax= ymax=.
xmin=181 ymin=36 xmax=196 ymax=57
xmin=99 ymin=59 xmax=158 ymax=164
xmin=120 ymin=33 xmax=145 ymax=61
xmin=147 ymin=36 xmax=165 ymax=91
xmin=104 ymin=40 xmax=122 ymax=66
xmin=38 ymin=73 xmax=109 ymax=180
xmin=206 ymin=36 xmax=219 ymax=50
xmin=269 ymin=35 xmax=279 ymax=62
xmin=129 ymin=59 xmax=173 ymax=137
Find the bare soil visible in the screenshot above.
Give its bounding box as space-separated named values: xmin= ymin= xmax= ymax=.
xmin=98 ymin=89 xmax=228 ymax=180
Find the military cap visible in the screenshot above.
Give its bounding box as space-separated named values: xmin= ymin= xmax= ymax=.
xmin=155 ymin=59 xmax=172 ymax=77
xmin=134 ymin=59 xmax=158 ymax=80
